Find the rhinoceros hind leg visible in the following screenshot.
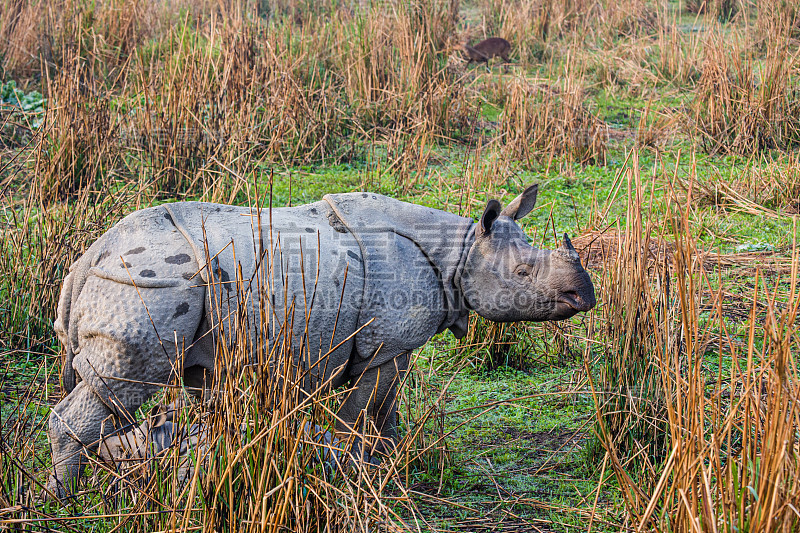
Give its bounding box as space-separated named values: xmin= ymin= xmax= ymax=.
xmin=183 ymin=365 xmax=211 ymax=401
xmin=336 ymin=353 xmax=408 ymax=463
xmin=48 ymin=329 xmax=170 ymax=498
xmin=47 ymin=381 xmax=113 ymax=498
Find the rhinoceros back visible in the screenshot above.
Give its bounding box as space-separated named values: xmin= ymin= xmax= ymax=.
xmin=57 ymin=195 xmax=472 ymax=392
xmin=163 ymin=201 xmax=365 ymax=388
xmin=164 ymin=195 xmax=474 ymax=379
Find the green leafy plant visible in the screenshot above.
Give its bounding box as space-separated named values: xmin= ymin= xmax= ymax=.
xmin=0 ymin=79 xmax=46 ymax=145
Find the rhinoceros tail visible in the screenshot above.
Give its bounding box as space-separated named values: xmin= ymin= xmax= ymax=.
xmin=56 ymin=246 xmax=98 ymax=393
xmin=54 ymin=267 xmax=77 ymax=392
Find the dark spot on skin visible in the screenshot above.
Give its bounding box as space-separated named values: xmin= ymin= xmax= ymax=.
xmin=95 ymin=250 xmax=111 ymax=265
xmin=173 ymin=302 xmax=190 ymax=319
xmin=126 ymin=247 xmax=146 ymax=255
xmin=182 ymin=272 xmax=195 ymax=280
xmin=310 ymin=208 xmax=318 ymax=215
xmin=304 ymin=228 xmax=315 ymax=233
xmin=372 ymin=195 xmax=377 ymax=199
xmin=215 ymin=207 xmax=221 ymax=212
xmin=347 ymin=250 xmax=361 ymax=262
xmin=165 ymin=253 xmax=191 ymax=265
xmin=120 ymin=261 xmax=132 ymax=268
xmin=362 ymin=193 xmax=368 ymax=198
xmin=334 ymin=278 xmax=340 ymax=287
xmin=140 ymin=269 xmax=156 ymax=278
xmin=163 ymin=212 xmax=174 ymax=225
xmin=327 ymin=211 xmax=347 ymax=233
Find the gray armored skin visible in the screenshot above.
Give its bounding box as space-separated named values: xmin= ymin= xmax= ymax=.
xmin=47 ymin=184 xmax=595 ymax=497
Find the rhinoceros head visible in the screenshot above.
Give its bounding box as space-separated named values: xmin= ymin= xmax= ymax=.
xmin=461 ymin=184 xmax=596 ymax=322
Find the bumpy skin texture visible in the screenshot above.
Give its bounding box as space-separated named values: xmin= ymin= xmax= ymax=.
xmin=50 ymin=208 xmax=208 ymax=494
xmin=48 ymin=194 xmax=471 ymax=495
xmin=48 ymin=186 xmax=596 ymax=497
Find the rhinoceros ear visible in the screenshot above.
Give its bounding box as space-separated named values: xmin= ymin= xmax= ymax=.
xmin=480 ymin=199 xmax=502 ymax=235
xmin=500 ymin=184 xmax=538 ymax=220
xmin=149 ymin=404 xmax=170 ymax=428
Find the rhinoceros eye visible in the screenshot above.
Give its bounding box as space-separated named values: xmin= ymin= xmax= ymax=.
xmin=515 ymin=265 xmax=531 ymax=277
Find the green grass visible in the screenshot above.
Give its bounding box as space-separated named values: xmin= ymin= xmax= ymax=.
xmin=407 ymin=343 xmax=615 ymax=530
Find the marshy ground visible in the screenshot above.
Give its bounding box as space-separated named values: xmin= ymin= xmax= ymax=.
xmin=2 ymin=0 xmax=800 ymax=531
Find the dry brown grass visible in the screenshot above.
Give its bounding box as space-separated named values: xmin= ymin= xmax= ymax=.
xmin=2 ymin=0 xmax=475 ymax=198
xmin=0 ymin=0 xmax=43 ymax=79
xmin=692 ymin=23 xmax=800 ymax=154
xmin=654 ymin=12 xmax=703 ymax=86
xmin=479 ymin=0 xmax=663 ymax=64
xmin=676 ymin=153 xmax=800 ymax=219
xmin=35 ymin=44 xmax=121 ymax=202
xmin=588 ymin=153 xmax=800 ymax=532
xmin=589 ymin=155 xmax=674 ymax=492
xmin=498 ymin=77 xmax=608 ymax=168
xmin=752 ymin=0 xmax=800 ymax=47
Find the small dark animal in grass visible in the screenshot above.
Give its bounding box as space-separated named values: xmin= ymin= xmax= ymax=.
xmin=46 ymin=184 xmax=595 ymax=498
xmin=463 ymin=38 xmax=512 ymax=68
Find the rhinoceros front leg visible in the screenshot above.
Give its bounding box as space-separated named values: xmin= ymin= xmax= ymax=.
xmin=336 ymin=353 xmax=409 ymax=463
xmin=47 ymin=381 xmax=114 ymax=498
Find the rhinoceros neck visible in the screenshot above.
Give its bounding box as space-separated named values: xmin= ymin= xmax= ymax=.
xmin=323 ymin=193 xmax=476 ymax=331
xmin=449 ymin=223 xmax=477 ymax=336
xmin=453 ymin=223 xmax=477 ymax=303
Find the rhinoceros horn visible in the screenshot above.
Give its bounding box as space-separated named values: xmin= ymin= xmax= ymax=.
xmin=557 ymin=233 xmax=580 ymax=263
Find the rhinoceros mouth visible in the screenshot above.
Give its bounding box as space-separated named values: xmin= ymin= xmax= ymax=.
xmin=557 ymin=291 xmax=592 ymax=312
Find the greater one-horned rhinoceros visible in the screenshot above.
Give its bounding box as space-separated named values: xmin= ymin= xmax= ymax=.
xmin=47 ymin=184 xmax=595 ymax=496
